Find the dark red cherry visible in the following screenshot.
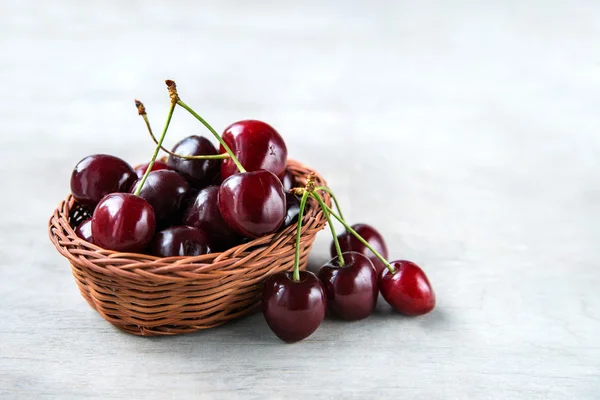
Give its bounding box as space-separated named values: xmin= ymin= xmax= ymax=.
xmin=379 ymin=260 xmax=435 ymax=316
xmin=281 ymin=169 xmax=296 ymax=191
xmin=167 ymin=136 xmax=220 ymax=188
xmin=182 ymin=186 xmax=239 ymax=250
xmin=262 ymin=271 xmax=326 ymax=342
xmin=91 ymin=193 xmax=156 ymax=253
xmin=133 ymin=160 xmax=170 ymax=179
xmin=218 ymin=170 xmax=285 ymax=238
xmin=151 ymin=226 xmax=211 ymax=257
xmin=318 ymin=252 xmax=378 ymax=321
xmin=130 ymin=170 xmax=189 ymax=228
xmin=281 ymin=192 xmax=301 ymax=229
xmin=331 ymin=224 xmax=389 ymax=274
xmin=220 ymin=120 xmax=288 ymax=181
xmin=75 ymin=219 xmax=94 ymax=244
xmin=70 ymin=154 xmax=136 ymax=208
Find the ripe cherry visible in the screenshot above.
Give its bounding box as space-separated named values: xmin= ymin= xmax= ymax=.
xmin=75 ymin=219 xmax=94 ymax=244
xmin=331 ymin=224 xmax=389 ymax=274
xmin=318 ymin=252 xmax=378 ymax=321
xmin=151 ymin=226 xmax=211 ymax=257
xmin=262 ymin=271 xmax=327 ymax=343
xmin=70 ymin=154 xmax=136 ymax=208
xmin=182 ymin=185 xmax=239 ymax=250
xmin=167 ymin=135 xmax=220 ymax=188
xmin=379 ymin=260 xmax=435 ymax=316
xmin=218 ymin=170 xmax=286 ymax=238
xmin=219 ymin=120 xmax=287 ymax=181
xmin=130 ymin=170 xmax=189 ymax=228
xmin=133 ymin=160 xmax=170 ymax=178
xmin=91 ymin=193 xmax=156 ymax=253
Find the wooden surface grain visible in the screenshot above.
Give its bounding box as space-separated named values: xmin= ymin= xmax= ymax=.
xmin=1 ymin=1 xmax=599 ymax=399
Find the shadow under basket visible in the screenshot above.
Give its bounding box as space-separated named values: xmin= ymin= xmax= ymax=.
xmin=48 ymin=160 xmax=330 ymax=336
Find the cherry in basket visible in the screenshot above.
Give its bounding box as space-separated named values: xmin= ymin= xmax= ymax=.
xmin=219 ymin=120 xmax=288 ymax=181
xmin=70 ymin=154 xmax=136 ymax=209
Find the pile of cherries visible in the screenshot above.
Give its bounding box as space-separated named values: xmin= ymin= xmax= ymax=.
xmin=68 ymin=80 xmax=435 ymax=343
xmin=71 ymin=81 xmax=297 ymax=257
xmin=262 ymin=175 xmax=435 ymax=342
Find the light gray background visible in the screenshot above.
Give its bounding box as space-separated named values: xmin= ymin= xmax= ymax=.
xmin=1 ymin=1 xmax=599 ymax=399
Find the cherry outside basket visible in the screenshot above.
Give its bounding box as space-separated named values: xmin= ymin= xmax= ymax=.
xmin=48 ymin=159 xmax=330 ymax=336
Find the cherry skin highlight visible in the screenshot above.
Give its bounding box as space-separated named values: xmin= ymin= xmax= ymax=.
xmin=91 ymin=193 xmax=156 ymax=253
xmin=281 ymin=169 xmax=296 ymax=191
xmin=281 ymin=192 xmax=301 ymax=229
xmin=379 ymin=260 xmax=435 ymax=316
xmin=167 ymin=135 xmax=220 ymax=188
xmin=133 ymin=160 xmax=170 ymax=179
xmin=151 ymin=226 xmax=212 ymax=257
xmin=182 ymin=185 xmax=239 ymax=250
xmin=262 ymin=271 xmax=327 ymax=343
xmin=219 ymin=120 xmax=287 ymax=181
xmin=70 ymin=154 xmax=136 ymax=208
xmin=331 ymin=223 xmax=389 ymax=274
xmin=318 ymin=252 xmax=378 ymax=321
xmin=130 ymin=170 xmax=189 ymax=228
xmin=218 ymin=170 xmax=286 ymax=238
xmin=75 ymin=219 xmax=94 ymax=244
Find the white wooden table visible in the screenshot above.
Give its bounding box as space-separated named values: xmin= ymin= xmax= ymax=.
xmin=1 ymin=1 xmax=599 ymax=398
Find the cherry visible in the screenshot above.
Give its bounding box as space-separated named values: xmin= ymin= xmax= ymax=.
xmin=262 ymin=271 xmax=327 ymax=343
xmin=379 ymin=260 xmax=435 ymax=316
xmin=282 ymin=192 xmax=301 ymax=229
xmin=167 ymin=135 xmax=220 ymax=188
xmin=182 ymin=185 xmax=239 ymax=250
xmin=151 ymin=226 xmax=211 ymax=257
xmin=133 ymin=160 xmax=170 ymax=178
xmin=75 ymin=219 xmax=94 ymax=244
xmin=281 ymin=169 xmax=296 ymax=191
xmin=130 ymin=170 xmax=189 ymax=228
xmin=318 ymin=252 xmax=378 ymax=321
xmin=91 ymin=193 xmax=156 ymax=253
xmin=70 ymin=154 xmax=136 ymax=208
xmin=218 ymin=170 xmax=286 ymax=238
xmin=220 ymin=120 xmax=287 ymax=181
xmin=331 ymin=224 xmax=389 ymax=274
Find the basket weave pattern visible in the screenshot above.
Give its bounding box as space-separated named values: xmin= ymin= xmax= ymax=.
xmin=48 ymin=160 xmax=330 ymax=336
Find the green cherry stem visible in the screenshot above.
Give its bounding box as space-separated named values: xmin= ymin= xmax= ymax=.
xmin=135 ymin=100 xmax=230 ymax=160
xmin=164 ymin=80 xmax=246 ymax=173
xmin=176 ymin=99 xmax=245 ymax=172
xmin=133 ymin=99 xmax=176 ymax=196
xmin=314 ymin=185 xmax=346 ymax=222
xmin=292 ymin=190 xmax=310 ymax=281
xmin=310 ymin=192 xmax=345 ymax=266
xmin=319 ymin=201 xmax=395 ymax=274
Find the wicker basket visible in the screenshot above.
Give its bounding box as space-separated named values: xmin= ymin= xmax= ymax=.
xmin=48 ymin=159 xmax=330 ymax=336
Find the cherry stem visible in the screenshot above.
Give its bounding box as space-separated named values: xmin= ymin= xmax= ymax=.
xmin=319 ymin=201 xmax=395 ymax=274
xmin=314 ymin=186 xmax=346 ymax=222
xmin=135 ymin=100 xmax=230 ymax=160
xmin=292 ymin=190 xmax=310 ymax=281
xmin=134 ymin=100 xmax=176 ymax=196
xmin=310 ymin=192 xmax=344 ymax=266
xmin=169 ymin=90 xmax=246 ymax=173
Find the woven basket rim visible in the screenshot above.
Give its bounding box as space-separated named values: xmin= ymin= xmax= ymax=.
xmin=48 ymin=159 xmax=330 ymax=280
